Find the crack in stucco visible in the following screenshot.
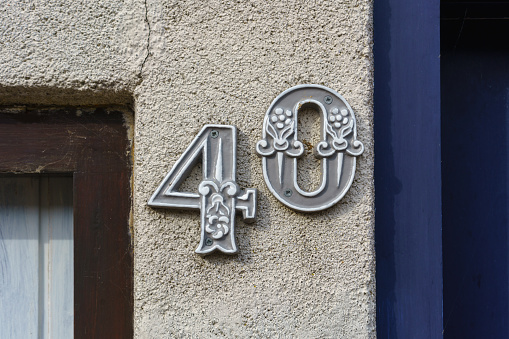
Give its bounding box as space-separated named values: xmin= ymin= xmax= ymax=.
xmin=139 ymin=0 xmax=151 ymax=80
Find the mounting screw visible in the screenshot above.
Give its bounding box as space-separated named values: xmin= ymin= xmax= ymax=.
xmin=284 ymin=189 xmax=293 ymax=197
xmin=210 ymin=130 xmax=219 ymax=138
xmin=324 ymin=96 xmax=333 ymax=105
xmin=205 ymin=238 xmax=213 ymax=246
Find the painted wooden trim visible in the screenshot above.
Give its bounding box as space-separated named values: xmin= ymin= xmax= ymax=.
xmin=373 ymin=0 xmax=443 ymax=337
xmin=0 ymin=107 xmax=133 ymax=338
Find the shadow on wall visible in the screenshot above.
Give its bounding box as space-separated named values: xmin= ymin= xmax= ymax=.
xmin=0 ymin=85 xmax=133 ymax=106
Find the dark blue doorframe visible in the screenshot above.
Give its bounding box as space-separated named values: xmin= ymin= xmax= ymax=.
xmin=441 ymin=3 xmax=509 ymax=338
xmin=374 ymin=0 xmax=443 ymax=337
xmin=441 ymin=47 xmax=509 ymax=339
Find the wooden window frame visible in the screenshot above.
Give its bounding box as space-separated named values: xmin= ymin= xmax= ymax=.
xmin=0 ymin=107 xmax=133 ymax=338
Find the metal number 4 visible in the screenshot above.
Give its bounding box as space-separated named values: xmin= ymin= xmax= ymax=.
xmin=256 ymin=84 xmax=364 ymax=212
xmin=148 ymin=125 xmax=257 ymax=255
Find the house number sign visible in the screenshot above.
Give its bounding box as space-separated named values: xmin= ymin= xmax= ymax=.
xmin=148 ymin=125 xmax=257 ymax=255
xmin=256 ymin=84 xmax=363 ymax=211
xmin=149 ymin=85 xmax=363 ymax=255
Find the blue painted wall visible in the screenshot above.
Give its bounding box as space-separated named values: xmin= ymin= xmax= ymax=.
xmin=374 ymin=0 xmax=443 ymax=337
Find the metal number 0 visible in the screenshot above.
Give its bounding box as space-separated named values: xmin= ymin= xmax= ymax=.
xmin=148 ymin=125 xmax=257 ymax=255
xmin=256 ymin=85 xmax=364 ymax=212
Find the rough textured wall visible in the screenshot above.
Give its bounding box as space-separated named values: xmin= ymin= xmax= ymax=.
xmin=0 ymin=0 xmax=375 ymax=337
xmin=0 ymin=0 xmax=145 ymax=105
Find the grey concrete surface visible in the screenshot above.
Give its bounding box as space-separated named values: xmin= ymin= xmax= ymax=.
xmin=0 ymin=0 xmax=375 ymax=337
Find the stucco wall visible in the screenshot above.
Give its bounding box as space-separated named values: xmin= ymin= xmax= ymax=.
xmin=0 ymin=0 xmax=375 ymax=337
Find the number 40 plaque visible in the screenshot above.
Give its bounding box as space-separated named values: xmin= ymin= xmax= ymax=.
xmin=149 ymin=85 xmax=363 ymax=255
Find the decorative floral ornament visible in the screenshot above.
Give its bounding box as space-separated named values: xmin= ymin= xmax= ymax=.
xmin=198 ymin=180 xmax=238 ymax=240
xmin=328 ymin=107 xmax=349 ymax=130
xmin=271 ymin=107 xmax=293 ymax=130
xmin=205 ymin=193 xmax=230 ymax=239
xmin=316 ymin=106 xmax=364 ymax=157
xmin=256 ymin=107 xmax=304 ymax=157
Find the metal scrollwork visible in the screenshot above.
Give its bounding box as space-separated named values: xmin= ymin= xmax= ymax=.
xmin=316 ymin=106 xmax=364 ymax=157
xmin=256 ymin=107 xmax=304 ymax=157
xmin=199 ymin=180 xmax=237 ymax=239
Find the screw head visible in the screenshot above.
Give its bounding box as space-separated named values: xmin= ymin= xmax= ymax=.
xmin=284 ymin=189 xmax=293 ymax=197
xmin=211 ymin=130 xmax=219 ymax=138
xmin=324 ymin=96 xmax=333 ymax=105
xmin=205 ymin=238 xmax=213 ymax=246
